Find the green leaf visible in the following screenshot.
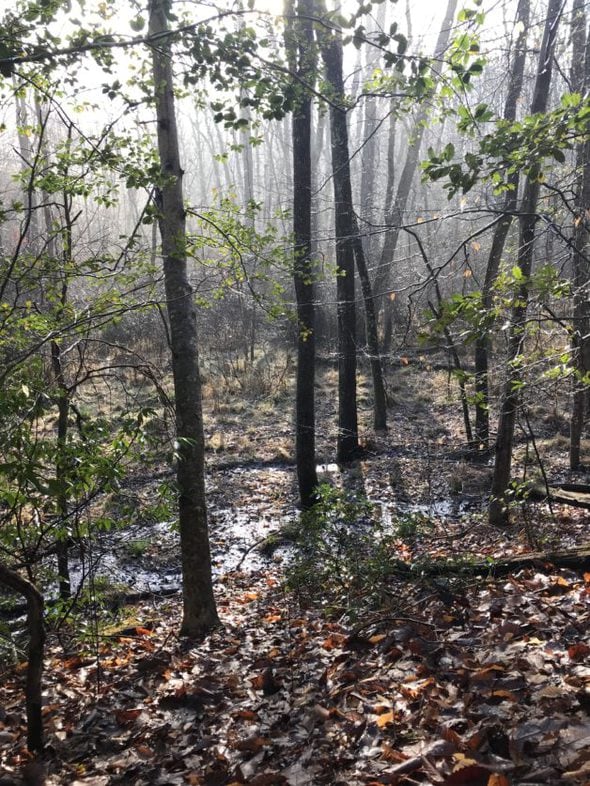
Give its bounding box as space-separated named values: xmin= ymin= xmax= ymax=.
xmin=511 ymin=265 xmax=524 ymax=281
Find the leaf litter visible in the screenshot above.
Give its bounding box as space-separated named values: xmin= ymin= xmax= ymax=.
xmin=1 ymin=366 xmax=589 ymax=785
xmin=0 ymin=558 xmax=588 ymax=785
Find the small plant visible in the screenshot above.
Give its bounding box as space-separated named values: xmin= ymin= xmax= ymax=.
xmin=124 ymin=538 xmax=151 ymax=559
xmin=394 ymin=512 xmax=434 ymax=544
xmin=286 ymin=484 xmax=398 ymax=617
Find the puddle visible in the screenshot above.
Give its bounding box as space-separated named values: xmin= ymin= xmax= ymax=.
xmin=61 ymin=467 xmax=296 ymax=597
xmin=317 ymin=463 xmax=340 ymax=474
xmin=10 ymin=463 xmax=484 ymax=605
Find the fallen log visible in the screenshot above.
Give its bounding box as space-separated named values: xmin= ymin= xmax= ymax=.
xmin=392 ymin=545 xmax=590 ymax=580
xmin=529 ymin=484 xmax=590 ymax=510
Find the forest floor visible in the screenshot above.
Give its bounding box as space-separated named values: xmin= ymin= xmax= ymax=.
xmin=1 ymin=361 xmax=589 ymax=786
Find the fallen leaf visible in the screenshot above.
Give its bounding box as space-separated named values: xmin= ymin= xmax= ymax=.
xmin=114 ymin=708 xmax=142 ymax=724
xmin=234 ymin=735 xmax=268 ymax=753
xmin=376 ymin=711 xmax=396 ymax=728
xmin=569 ymin=643 xmax=590 ymax=661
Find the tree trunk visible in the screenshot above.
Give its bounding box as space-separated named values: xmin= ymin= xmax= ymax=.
xmin=148 ymin=0 xmax=219 ymax=637
xmin=489 ymin=0 xmax=563 ymax=527
xmin=373 ymin=0 xmax=458 ymax=331
xmin=40 ymin=107 xmax=72 ymax=600
xmin=318 ymin=27 xmax=360 ymax=461
xmin=570 ymin=0 xmax=590 ymax=469
xmin=317 ymin=13 xmax=387 ymax=438
xmin=286 ymin=0 xmax=319 ymax=508
xmin=352 ymin=234 xmax=388 ymax=430
xmin=474 ymin=0 xmax=530 ymax=447
xmin=358 ymin=1 xmax=387 ymax=265
xmin=0 ymin=562 xmax=45 ymax=752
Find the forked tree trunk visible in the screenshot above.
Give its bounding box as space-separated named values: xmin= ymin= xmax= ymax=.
xmin=474 ymin=0 xmax=529 ymax=447
xmin=489 ymin=0 xmax=563 ymax=527
xmin=149 ymin=0 xmax=219 ymax=636
xmin=286 ymin=0 xmax=318 ymax=508
xmin=570 ymin=0 xmax=590 ymax=469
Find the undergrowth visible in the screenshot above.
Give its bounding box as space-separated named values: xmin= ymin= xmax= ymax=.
xmin=286 ymin=484 xmax=407 ymax=619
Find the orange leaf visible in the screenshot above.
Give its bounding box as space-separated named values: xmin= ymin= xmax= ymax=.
xmin=235 ymin=710 xmax=258 ymax=721
xmin=471 ymin=665 xmax=504 ymax=683
xmin=381 ymin=743 xmax=408 ymax=763
xmin=62 ymin=656 xmax=84 ymax=670
xmin=376 ymin=711 xmax=395 ymax=728
xmin=321 ymin=633 xmax=346 ymax=650
xmin=238 ymin=591 xmax=258 ymax=603
xmin=583 ymin=572 xmax=590 ymax=584
xmin=491 ymin=689 xmax=518 ymax=702
xmin=552 ymin=575 xmax=570 ymax=588
xmin=134 ymin=744 xmax=154 ymax=759
xmin=487 ymin=775 xmax=510 ymax=786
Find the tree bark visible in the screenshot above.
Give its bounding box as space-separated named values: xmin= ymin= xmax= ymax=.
xmin=317 ymin=15 xmax=387 ymax=440
xmin=569 ymin=0 xmax=590 ymax=469
xmin=352 ymin=233 xmax=388 ymax=430
xmin=489 ymin=0 xmax=563 ymax=527
xmin=474 ymin=0 xmax=530 ymax=446
xmin=316 ymin=24 xmax=359 ymax=462
xmin=148 ymin=0 xmax=219 ymax=637
xmin=286 ymin=0 xmax=318 ymax=509
xmin=0 ymin=562 xmax=45 ymax=752
xmin=373 ymin=0 xmax=458 ymax=331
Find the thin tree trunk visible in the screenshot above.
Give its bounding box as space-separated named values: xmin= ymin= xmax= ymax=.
xmin=286 ymin=0 xmax=318 ymax=508
xmin=570 ymin=0 xmax=590 ymax=469
xmin=474 ymin=0 xmax=529 ymax=447
xmin=316 ymin=7 xmax=386 ymax=436
xmin=148 ymin=0 xmax=219 ymax=636
xmin=352 ymin=233 xmax=388 ymax=430
xmin=358 ymin=1 xmax=386 ymax=264
xmin=374 ymin=0 xmax=458 ymax=330
xmin=0 ymin=562 xmax=44 ymax=752
xmin=489 ymin=0 xmax=563 ymax=527
xmin=39 ymin=102 xmax=72 ymax=599
xmin=15 ymin=88 xmax=40 ymax=253
xmin=318 ymin=23 xmax=359 ymax=461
